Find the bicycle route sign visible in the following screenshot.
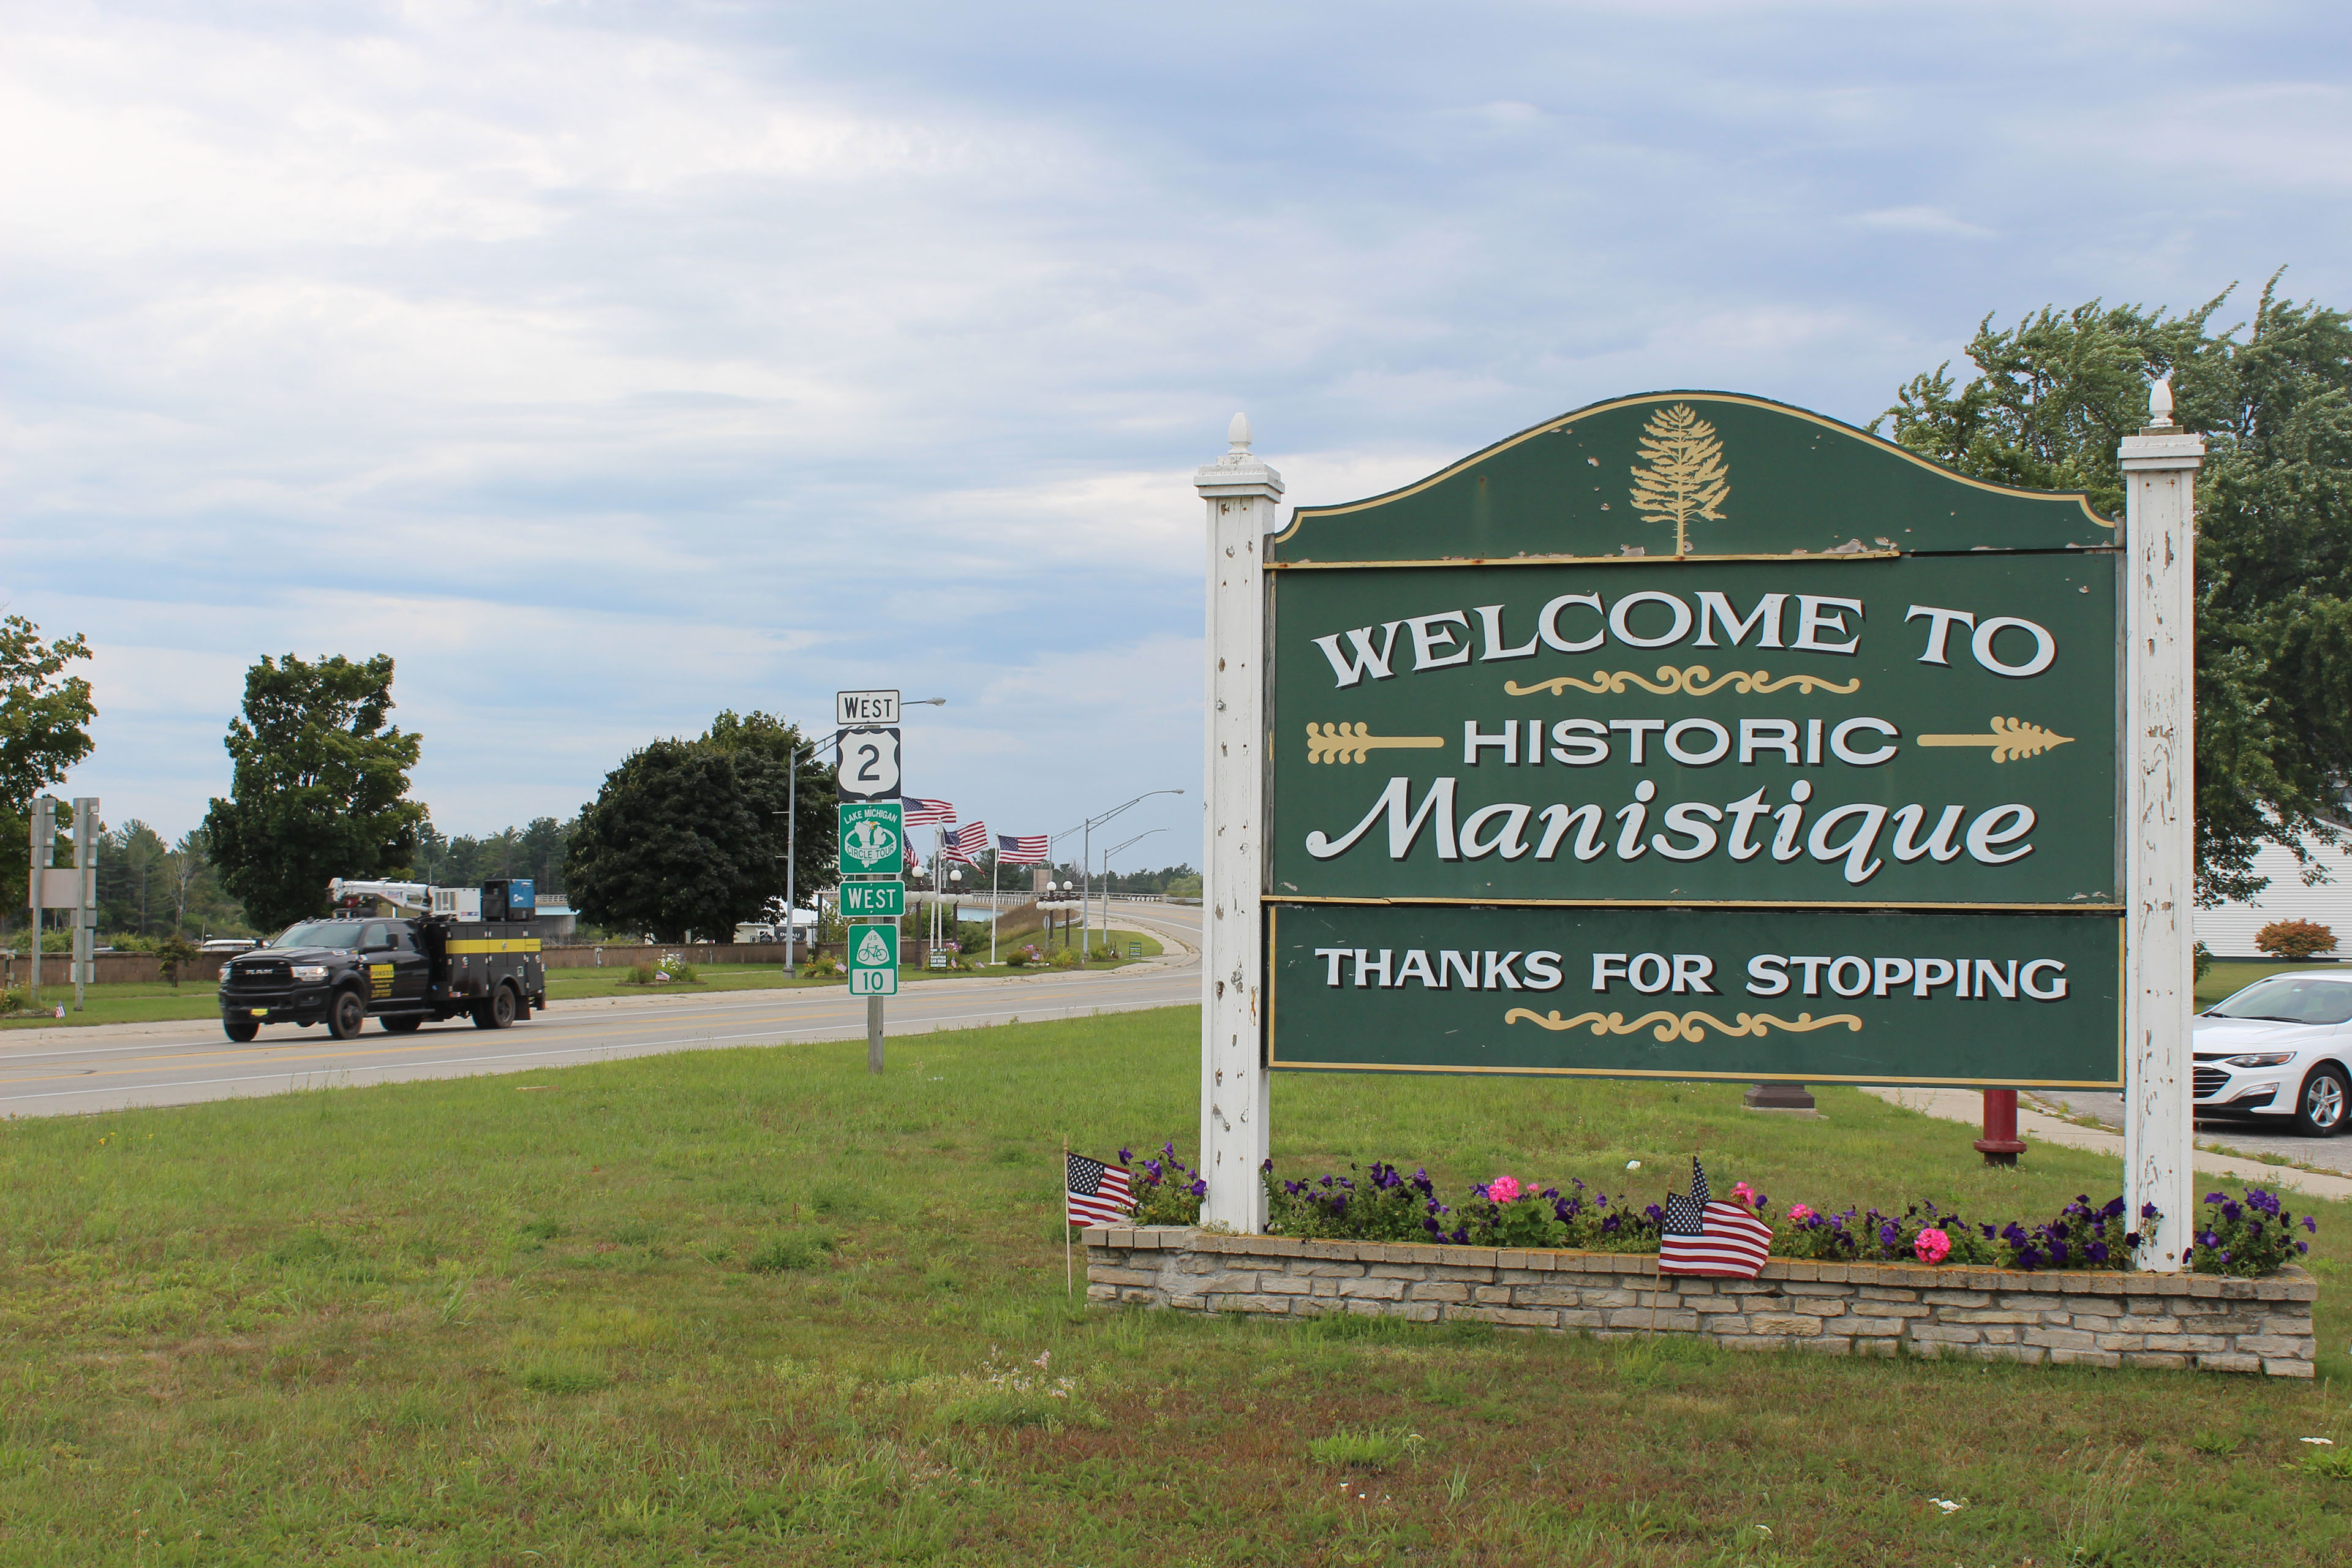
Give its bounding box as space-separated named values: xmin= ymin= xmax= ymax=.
xmin=848 ymin=922 xmax=899 ymax=996
xmin=1262 ymin=391 xmax=2124 ymax=1089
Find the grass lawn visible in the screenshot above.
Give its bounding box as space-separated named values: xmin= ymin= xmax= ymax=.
xmin=0 ymin=930 xmax=1166 ymax=1030
xmin=0 ymin=1006 xmax=2343 ymax=1566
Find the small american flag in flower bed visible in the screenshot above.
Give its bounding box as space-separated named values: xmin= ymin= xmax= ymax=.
xmin=1658 ymin=1157 xmax=1773 ymax=1278
xmin=1066 ymin=1153 xmax=1134 ymax=1227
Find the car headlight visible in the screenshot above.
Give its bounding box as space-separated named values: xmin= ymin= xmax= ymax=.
xmin=2222 ymin=1051 xmax=2296 ymax=1068
xmin=291 ymin=965 xmax=328 ymax=982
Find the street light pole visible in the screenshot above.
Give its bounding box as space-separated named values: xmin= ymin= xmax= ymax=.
xmin=1054 ymin=788 xmax=1183 ymax=964
xmin=1100 ymin=828 xmax=1163 ymax=949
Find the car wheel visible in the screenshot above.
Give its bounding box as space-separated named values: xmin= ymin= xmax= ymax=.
xmin=2293 ymin=1063 xmax=2350 ymax=1137
xmin=381 ymin=1014 xmax=423 ymax=1034
xmin=223 ymin=1017 xmax=260 ymax=1042
xmin=328 ymin=988 xmax=367 ymax=1041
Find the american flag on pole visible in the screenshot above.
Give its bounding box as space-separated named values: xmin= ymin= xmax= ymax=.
xmin=1065 ymin=1153 xmax=1134 ymax=1227
xmin=997 ymin=833 xmax=1050 ymax=865
xmin=903 ymin=797 xmax=956 ymax=826
xmin=945 ymin=821 xmax=988 ymax=865
xmin=1657 ymin=1157 xmax=1774 ymax=1278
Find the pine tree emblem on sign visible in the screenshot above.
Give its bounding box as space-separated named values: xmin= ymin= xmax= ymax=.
xmin=1629 ymin=402 xmax=1730 ymax=556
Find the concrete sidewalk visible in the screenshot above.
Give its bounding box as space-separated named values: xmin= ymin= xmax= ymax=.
xmin=1863 ymin=1086 xmax=2352 ymax=1203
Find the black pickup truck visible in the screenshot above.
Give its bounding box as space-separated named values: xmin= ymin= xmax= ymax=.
xmin=219 ymin=913 xmax=547 ymax=1041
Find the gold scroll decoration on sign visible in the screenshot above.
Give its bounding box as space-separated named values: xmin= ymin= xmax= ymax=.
xmin=1504 ymin=1008 xmax=1863 ymax=1044
xmin=1502 ymin=665 xmax=1860 ymax=699
xmin=1913 ymin=717 xmax=2074 ymax=764
xmin=1306 ymin=723 xmax=1447 ymax=765
xmin=1629 ymin=402 xmax=1729 ymax=557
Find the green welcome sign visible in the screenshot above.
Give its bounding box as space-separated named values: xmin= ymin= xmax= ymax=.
xmin=1264 ymin=392 xmax=2123 ymax=1088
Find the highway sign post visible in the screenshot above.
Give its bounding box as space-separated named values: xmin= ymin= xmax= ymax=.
xmin=839 ymin=879 xmax=905 ymax=921
xmin=839 ymin=802 xmax=905 ymax=877
xmin=837 ymin=728 xmax=902 ymax=802
xmin=848 ymin=923 xmax=899 ymax=996
xmin=1198 ymin=392 xmax=2191 ymax=1262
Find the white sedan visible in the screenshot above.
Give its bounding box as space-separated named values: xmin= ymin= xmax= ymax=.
xmin=2193 ymin=971 xmax=2352 ymax=1136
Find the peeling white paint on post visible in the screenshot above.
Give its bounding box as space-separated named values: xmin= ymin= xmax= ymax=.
xmin=1196 ymin=414 xmax=1282 ymax=1232
xmin=2119 ymin=380 xmax=2203 ymax=1272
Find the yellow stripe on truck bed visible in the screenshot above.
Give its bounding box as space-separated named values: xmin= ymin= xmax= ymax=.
xmin=446 ymin=938 xmax=543 ymax=954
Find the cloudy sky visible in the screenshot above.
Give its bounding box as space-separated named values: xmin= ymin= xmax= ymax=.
xmin=7 ymin=0 xmax=2348 ymax=872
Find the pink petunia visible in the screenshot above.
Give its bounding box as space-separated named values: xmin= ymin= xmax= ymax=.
xmin=1732 ymin=1181 xmax=1757 ymax=1204
xmin=1488 ymin=1175 xmax=1522 ymax=1204
xmin=1915 ymin=1227 xmax=1951 ymax=1265
xmin=1787 ymin=1203 xmax=1816 ymax=1223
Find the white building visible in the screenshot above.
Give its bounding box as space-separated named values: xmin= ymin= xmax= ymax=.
xmin=2194 ymin=832 xmax=2352 ymax=958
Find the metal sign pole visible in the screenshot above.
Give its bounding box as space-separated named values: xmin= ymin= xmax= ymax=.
xmin=27 ymin=797 xmax=54 ymax=1007
xmin=72 ymin=797 xmax=97 ymax=1012
xmin=1195 ymin=415 xmax=1282 ymax=1232
xmin=2119 ymin=382 xmax=2203 ymax=1272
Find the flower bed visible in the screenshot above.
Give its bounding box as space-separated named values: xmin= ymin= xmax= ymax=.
xmin=1097 ymin=1148 xmax=2319 ymax=1278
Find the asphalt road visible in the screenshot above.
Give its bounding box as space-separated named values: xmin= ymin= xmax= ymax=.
xmin=2041 ymin=1088 xmax=2352 ymax=1177
xmin=0 ymin=901 xmax=1204 ymax=1121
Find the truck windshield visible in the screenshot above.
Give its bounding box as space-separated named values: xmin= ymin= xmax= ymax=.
xmin=2206 ymin=976 xmax=2352 ymax=1026
xmin=270 ymin=921 xmax=366 ymax=951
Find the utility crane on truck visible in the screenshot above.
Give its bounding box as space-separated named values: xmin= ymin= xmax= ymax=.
xmin=216 ymin=877 xmax=548 ymax=1042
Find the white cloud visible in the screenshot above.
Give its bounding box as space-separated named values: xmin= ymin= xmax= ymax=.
xmin=9 ymin=0 xmax=2352 ymax=848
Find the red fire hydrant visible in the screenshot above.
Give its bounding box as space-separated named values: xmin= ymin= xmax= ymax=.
xmin=1975 ymin=1089 xmax=2026 ymax=1167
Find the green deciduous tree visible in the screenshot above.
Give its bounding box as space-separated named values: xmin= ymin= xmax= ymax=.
xmin=1881 ymin=275 xmax=2352 ymax=905
xmin=0 ymin=616 xmax=98 ymax=903
xmin=203 ymin=654 xmax=426 ymax=933
xmin=565 ymin=712 xmax=833 ymax=942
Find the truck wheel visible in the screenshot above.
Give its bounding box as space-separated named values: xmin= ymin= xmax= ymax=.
xmin=224 ymin=1017 xmax=260 ymax=1042
xmin=328 ymin=988 xmax=368 ymax=1040
xmin=473 ymin=983 xmax=517 ymax=1031
xmin=381 ymin=1015 xmax=423 ymax=1034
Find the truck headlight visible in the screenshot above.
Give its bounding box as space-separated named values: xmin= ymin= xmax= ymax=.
xmin=2222 ymin=1051 xmax=2296 ymax=1068
xmin=292 ymin=965 xmax=328 ymax=982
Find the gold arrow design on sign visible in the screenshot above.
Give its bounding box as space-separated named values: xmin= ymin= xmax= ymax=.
xmin=1306 ymin=723 xmax=1447 ymax=764
xmin=1505 ymin=1008 xmax=1863 ymax=1043
xmin=1915 ymin=716 xmax=2075 ymax=764
xmin=1503 ymin=665 xmax=1861 ymax=699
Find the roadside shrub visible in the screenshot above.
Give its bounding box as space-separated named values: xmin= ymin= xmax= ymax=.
xmin=1004 ymin=944 xmax=1044 ymax=968
xmin=2187 ymin=1186 xmax=2313 ymax=1276
xmin=155 ymin=935 xmax=202 ymax=987
xmin=0 ymin=985 xmax=26 ymax=1014
xmin=1048 ymin=947 xmax=1080 ymax=970
xmin=625 ymin=962 xmax=658 ymax=985
xmin=655 ymin=954 xmax=700 ymax=983
xmin=2255 ymin=919 xmax=2336 ymax=960
xmin=799 ymin=954 xmax=842 ymax=978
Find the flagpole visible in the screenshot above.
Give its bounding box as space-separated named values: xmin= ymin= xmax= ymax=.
xmin=990 ymin=851 xmax=998 ymax=966
xmin=1063 ymin=1134 xmax=1073 ymax=1297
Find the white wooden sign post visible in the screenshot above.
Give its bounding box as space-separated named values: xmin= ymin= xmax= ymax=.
xmin=2120 ymin=382 xmax=2203 ymax=1271
xmin=1196 ymin=413 xmax=1281 ymax=1232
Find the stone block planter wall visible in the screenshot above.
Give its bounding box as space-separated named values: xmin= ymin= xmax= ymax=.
xmin=1083 ymin=1227 xmax=2318 ymax=1379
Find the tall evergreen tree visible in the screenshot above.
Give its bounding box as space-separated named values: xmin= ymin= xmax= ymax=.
xmin=1881 ymin=275 xmax=2352 ymax=903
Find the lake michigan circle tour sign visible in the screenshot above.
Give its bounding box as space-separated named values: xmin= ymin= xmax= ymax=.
xmin=1263 ymin=393 xmax=2124 ymax=1089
